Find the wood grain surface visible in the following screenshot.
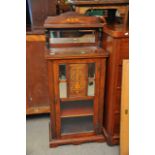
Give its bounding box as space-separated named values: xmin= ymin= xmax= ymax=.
xmin=120 ymin=60 xmax=129 ymax=155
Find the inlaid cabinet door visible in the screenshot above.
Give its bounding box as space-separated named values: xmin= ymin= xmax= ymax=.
xmin=52 ymin=59 xmax=101 ymax=137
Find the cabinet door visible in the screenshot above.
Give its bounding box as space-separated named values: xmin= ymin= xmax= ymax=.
xmin=53 ymin=59 xmax=101 ymax=137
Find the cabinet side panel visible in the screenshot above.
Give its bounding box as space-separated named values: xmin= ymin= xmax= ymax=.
xmin=103 ymin=36 xmax=119 ymax=135
xmin=26 ymin=37 xmax=50 ymax=114
xmin=103 ymin=35 xmax=129 ymax=145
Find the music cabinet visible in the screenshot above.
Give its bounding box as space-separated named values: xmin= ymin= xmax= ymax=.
xmin=44 ymin=12 xmax=108 ymax=147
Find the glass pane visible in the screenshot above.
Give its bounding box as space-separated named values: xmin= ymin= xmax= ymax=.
xmin=59 ymin=64 xmax=66 ymax=80
xmin=88 ymin=63 xmax=95 ymax=78
xmin=59 ymin=82 xmax=67 ymax=98
xmin=61 ymin=116 xmax=93 ymax=135
xmin=59 ymin=64 xmax=67 ymax=98
xmin=50 ymin=30 xmax=95 ymax=44
xmin=88 ymin=63 xmax=95 ymax=96
xmin=88 ymin=81 xmax=95 ymax=96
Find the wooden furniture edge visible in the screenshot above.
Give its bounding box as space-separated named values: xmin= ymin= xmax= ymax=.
xmin=103 ymin=25 xmax=129 ymax=38
xmin=26 ymin=106 xmax=50 ymax=115
xmin=120 ymin=59 xmax=129 ymax=155
xmin=26 ymin=35 xmax=45 ymax=42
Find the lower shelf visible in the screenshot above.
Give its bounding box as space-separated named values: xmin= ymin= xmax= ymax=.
xmin=61 ymin=116 xmax=94 ymax=135
xmin=60 ymin=100 xmax=94 ymax=118
xmin=49 ymin=121 xmax=105 ymax=147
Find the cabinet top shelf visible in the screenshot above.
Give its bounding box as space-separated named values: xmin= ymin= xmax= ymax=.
xmin=103 ymin=24 xmax=129 ymax=38
xmin=44 ymin=11 xmax=105 ymax=29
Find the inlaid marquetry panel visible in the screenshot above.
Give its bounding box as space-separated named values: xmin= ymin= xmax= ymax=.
xmin=68 ymin=64 xmax=88 ymax=97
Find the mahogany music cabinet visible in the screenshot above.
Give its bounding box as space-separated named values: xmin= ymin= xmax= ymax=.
xmin=44 ymin=12 xmax=108 ymax=147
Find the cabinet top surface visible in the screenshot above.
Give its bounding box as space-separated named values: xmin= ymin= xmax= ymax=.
xmin=44 ymin=12 xmax=105 ymax=29
xmin=68 ymin=0 xmax=129 ymax=5
xmin=104 ymin=24 xmax=129 ymax=38
xmin=45 ymin=46 xmax=108 ymax=60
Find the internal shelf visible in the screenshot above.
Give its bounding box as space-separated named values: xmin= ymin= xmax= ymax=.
xmin=60 ymin=96 xmax=94 ymax=102
xmin=61 ymin=116 xmax=94 ymax=135
xmin=60 ymin=100 xmax=94 ymax=118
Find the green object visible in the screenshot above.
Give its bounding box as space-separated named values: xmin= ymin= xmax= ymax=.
xmin=86 ymin=9 xmax=105 ymax=16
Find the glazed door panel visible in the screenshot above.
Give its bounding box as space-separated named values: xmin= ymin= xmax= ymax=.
xmin=53 ymin=59 xmax=100 ymax=137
